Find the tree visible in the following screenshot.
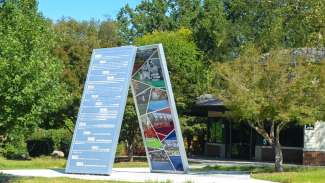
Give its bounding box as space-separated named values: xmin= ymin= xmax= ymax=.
xmin=116 ymin=0 xmax=202 ymax=44
xmin=117 ymin=0 xmax=174 ymax=44
xmin=169 ymin=0 xmax=201 ymax=28
xmin=116 ymin=4 xmax=137 ymax=44
xmin=51 ymin=18 xmax=121 ymax=131
xmin=180 ymin=115 xmax=207 ymax=155
xmin=117 ymin=0 xmax=325 ymax=61
xmin=193 ymin=0 xmax=233 ymax=61
xmin=224 ymin=0 xmax=325 ymax=52
xmin=0 ymin=0 xmax=68 ymax=158
xmin=98 ymin=19 xmax=121 ymax=47
xmin=135 ymin=28 xmax=206 ymax=112
xmin=210 ymin=46 xmax=325 ymax=171
xmin=119 ymin=96 xmax=142 ymax=161
xmin=49 ymin=18 xmax=101 ymax=131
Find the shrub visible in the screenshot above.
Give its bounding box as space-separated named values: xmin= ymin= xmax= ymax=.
xmin=27 ymin=128 xmax=72 ymax=157
xmin=2 ymin=136 xmax=29 ymax=160
xmin=26 ymin=138 xmax=54 ymax=157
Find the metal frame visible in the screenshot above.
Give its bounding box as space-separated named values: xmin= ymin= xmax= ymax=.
xmin=157 ymin=44 xmax=189 ymax=172
xmin=130 ymin=44 xmax=189 ymax=173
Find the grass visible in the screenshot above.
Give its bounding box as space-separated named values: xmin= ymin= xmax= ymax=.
xmin=0 ymin=173 xmax=13 ymax=183
xmin=0 ymin=157 xmax=66 ymax=169
xmin=251 ymin=168 xmax=325 ymax=183
xmin=0 ymin=175 xmax=173 ymax=183
xmin=0 ymin=157 xmax=150 ymax=182
xmin=113 ymin=161 xmax=148 ymax=168
xmin=0 ymin=156 xmax=148 ymax=169
xmin=199 ymin=164 xmax=325 ymax=183
xmin=7 ymin=177 xmax=133 ymax=183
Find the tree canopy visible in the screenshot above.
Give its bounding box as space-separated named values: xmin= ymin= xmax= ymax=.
xmin=135 ymin=28 xmax=206 ymax=112
xmin=210 ymin=46 xmax=325 ymax=171
xmin=48 ymin=18 xmax=121 ymax=131
xmin=0 ymin=0 xmax=68 ymax=158
xmin=117 ymin=0 xmax=325 ymax=61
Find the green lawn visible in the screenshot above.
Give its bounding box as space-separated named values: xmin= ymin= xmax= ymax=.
xmin=199 ymin=164 xmax=325 ymax=183
xmin=0 ymin=157 xmax=150 ymax=183
xmin=252 ymin=168 xmax=325 ymax=183
xmin=0 ymin=157 xmax=66 ymax=169
xmin=0 ymin=174 xmax=171 ymax=183
xmin=0 ymin=156 xmax=148 ymax=169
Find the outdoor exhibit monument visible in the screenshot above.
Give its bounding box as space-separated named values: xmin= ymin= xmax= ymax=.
xmin=65 ymin=44 xmax=189 ymax=175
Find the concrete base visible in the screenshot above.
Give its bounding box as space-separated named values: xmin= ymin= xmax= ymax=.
xmin=255 ymin=146 xmax=303 ymax=164
xmin=0 ymin=168 xmax=273 ymax=183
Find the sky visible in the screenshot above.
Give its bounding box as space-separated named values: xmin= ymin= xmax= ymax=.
xmin=38 ymin=0 xmax=142 ymax=21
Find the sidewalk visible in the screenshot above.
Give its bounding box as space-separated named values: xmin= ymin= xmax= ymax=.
xmin=1 ymin=168 xmax=274 ymax=183
xmin=188 ymin=157 xmax=302 ymax=168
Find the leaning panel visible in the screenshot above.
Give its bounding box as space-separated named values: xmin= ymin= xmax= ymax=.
xmin=130 ymin=44 xmax=189 ymax=173
xmin=65 ymin=46 xmax=137 ymax=175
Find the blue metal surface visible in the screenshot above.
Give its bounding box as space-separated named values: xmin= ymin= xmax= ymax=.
xmin=65 ymin=46 xmax=137 ymax=175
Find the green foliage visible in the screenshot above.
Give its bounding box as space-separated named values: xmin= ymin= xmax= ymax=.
xmin=180 ymin=115 xmax=207 ymax=154
xmin=28 ymin=128 xmax=72 ymax=151
xmin=135 ymin=28 xmax=206 ymax=112
xmin=117 ymin=1 xmax=175 ymax=44
xmin=194 ymin=0 xmax=233 ymax=61
xmin=117 ymin=0 xmax=203 ymax=44
xmin=0 ymin=0 xmax=323 ymax=163
xmin=116 ymin=4 xmax=137 ymax=44
xmin=116 ymin=142 xmax=127 ymax=156
xmin=2 ymin=135 xmax=29 ymax=160
xmin=224 ymin=0 xmax=325 ymax=50
xmin=169 ymin=0 xmax=201 ymax=28
xmin=210 ymin=46 xmax=325 ymax=170
xmin=49 ymin=18 xmax=121 ymax=130
xmin=0 ymin=0 xmax=68 ymax=158
xmin=118 ymin=0 xmax=325 ymax=61
xmin=120 ymin=96 xmax=143 ymax=159
xmin=211 ymin=47 xmax=324 ymax=127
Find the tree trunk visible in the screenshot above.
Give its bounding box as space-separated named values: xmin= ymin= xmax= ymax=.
xmin=128 ymin=147 xmax=134 ymax=162
xmin=186 ymin=137 xmax=193 ymax=156
xmin=248 ymin=122 xmax=285 ymax=172
xmin=126 ymin=140 xmax=134 ymax=162
xmin=273 ymin=134 xmax=284 ymax=172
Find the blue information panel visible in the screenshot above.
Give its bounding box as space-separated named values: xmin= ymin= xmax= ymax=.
xmin=66 ymin=46 xmax=137 ymax=175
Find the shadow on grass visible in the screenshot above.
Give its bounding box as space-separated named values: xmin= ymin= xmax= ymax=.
xmin=0 ymin=173 xmax=20 ymax=183
xmin=50 ymin=168 xmax=65 ymax=174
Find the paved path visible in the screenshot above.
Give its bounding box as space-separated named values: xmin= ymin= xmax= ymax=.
xmin=1 ymin=168 xmax=274 ymax=183
xmin=189 ymin=158 xmax=299 ymax=167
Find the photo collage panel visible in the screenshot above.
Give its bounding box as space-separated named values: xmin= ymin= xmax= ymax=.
xmin=131 ymin=46 xmax=184 ymax=171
